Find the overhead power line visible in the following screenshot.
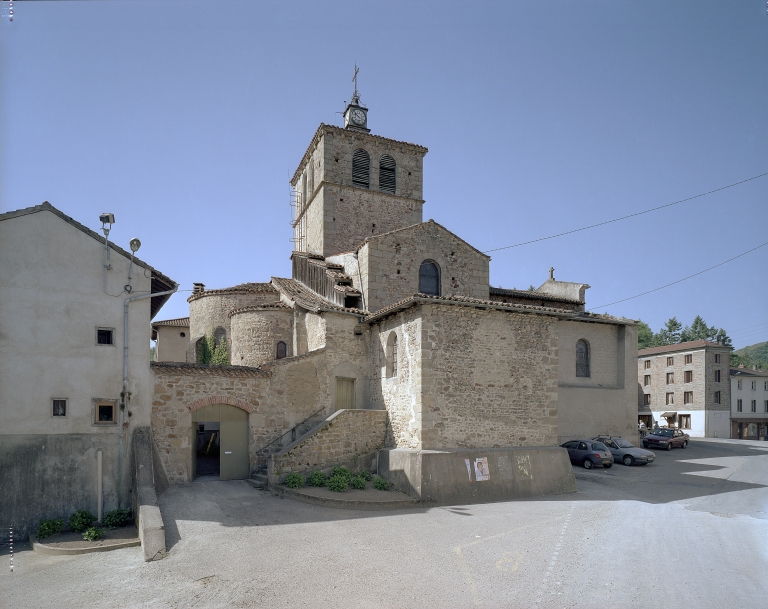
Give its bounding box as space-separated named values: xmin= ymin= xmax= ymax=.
xmin=483 ymin=172 xmax=768 ymax=254
xmin=589 ymin=240 xmax=768 ymax=311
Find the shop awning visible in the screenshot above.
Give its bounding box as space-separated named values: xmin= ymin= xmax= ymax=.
xmin=661 ymin=412 xmax=677 ymax=418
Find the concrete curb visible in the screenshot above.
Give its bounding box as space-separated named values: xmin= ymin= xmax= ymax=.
xmin=272 ymin=485 xmax=430 ymax=511
xmin=29 ymin=534 xmax=140 ymax=556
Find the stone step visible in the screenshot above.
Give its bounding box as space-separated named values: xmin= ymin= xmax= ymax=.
xmin=246 ymin=477 xmax=267 ymax=490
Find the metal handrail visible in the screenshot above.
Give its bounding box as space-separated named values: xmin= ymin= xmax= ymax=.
xmin=254 ymin=405 xmax=329 ymax=457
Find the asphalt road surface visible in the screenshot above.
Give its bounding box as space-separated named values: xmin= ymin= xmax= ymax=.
xmin=3 ymin=438 xmax=767 ymax=608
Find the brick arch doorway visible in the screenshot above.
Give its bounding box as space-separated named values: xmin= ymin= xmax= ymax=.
xmin=191 ymin=402 xmax=250 ymax=481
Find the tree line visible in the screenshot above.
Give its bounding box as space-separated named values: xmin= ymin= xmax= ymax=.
xmin=637 ymin=315 xmax=731 ymax=350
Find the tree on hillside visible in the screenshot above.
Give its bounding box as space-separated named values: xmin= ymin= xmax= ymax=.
xmin=638 ymin=315 xmax=732 ymax=349
xmin=657 ymin=317 xmax=682 ymax=345
xmin=679 ymin=315 xmax=731 ymax=345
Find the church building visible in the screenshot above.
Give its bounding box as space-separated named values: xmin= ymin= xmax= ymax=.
xmin=150 ymin=89 xmax=638 ymax=503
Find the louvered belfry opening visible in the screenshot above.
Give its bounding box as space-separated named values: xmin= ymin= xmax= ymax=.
xmin=352 ymin=148 xmax=370 ymax=189
xmin=379 ymin=154 xmax=396 ymax=194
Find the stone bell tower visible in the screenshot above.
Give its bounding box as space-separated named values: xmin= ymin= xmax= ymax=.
xmin=290 ymin=74 xmax=428 ymax=258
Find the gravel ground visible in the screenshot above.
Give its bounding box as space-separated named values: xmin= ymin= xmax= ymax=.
xmin=2 ymin=439 xmax=767 ymax=608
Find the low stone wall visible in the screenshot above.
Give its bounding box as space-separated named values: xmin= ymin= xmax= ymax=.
xmin=269 ymin=409 xmax=387 ymax=482
xmin=131 ymin=427 xmax=166 ymax=561
xmin=378 ymin=446 xmax=576 ymax=505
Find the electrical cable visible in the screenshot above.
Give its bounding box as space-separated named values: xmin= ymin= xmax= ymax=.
xmin=483 ymin=172 xmax=768 ymax=254
xmin=588 ymin=240 xmax=768 ymax=311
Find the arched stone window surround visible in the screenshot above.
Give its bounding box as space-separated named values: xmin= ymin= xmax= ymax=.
xmin=352 ymin=148 xmax=370 ymax=189
xmin=386 ymin=332 xmax=398 ymax=378
xmin=379 ymin=154 xmax=396 ymax=194
xmin=187 ymin=396 xmax=256 ymax=414
xmin=276 ymin=341 xmax=287 ymax=360
xmin=576 ymin=339 xmax=590 ymax=378
xmin=419 ymin=259 xmax=441 ymax=296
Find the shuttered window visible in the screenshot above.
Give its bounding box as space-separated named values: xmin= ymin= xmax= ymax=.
xmin=352 ymin=149 xmax=370 ymax=189
xmin=576 ymin=339 xmax=590 ymax=378
xmin=379 ymin=154 xmax=396 ymax=194
xmin=419 ymin=260 xmax=440 ymax=295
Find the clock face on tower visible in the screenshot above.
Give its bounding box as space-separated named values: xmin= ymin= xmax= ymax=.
xmin=351 ymin=108 xmax=366 ymax=125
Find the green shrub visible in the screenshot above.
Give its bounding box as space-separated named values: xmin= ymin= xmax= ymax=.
xmin=36 ymin=518 xmax=64 ymax=540
xmin=357 ymin=470 xmax=373 ymax=482
xmin=69 ymin=510 xmax=96 ymax=533
xmin=350 ymin=475 xmax=367 ymax=490
xmin=327 ymin=474 xmax=349 ymax=492
xmin=373 ymin=476 xmax=390 ymax=491
xmin=307 ymin=471 xmax=327 ymax=487
xmin=102 ymin=508 xmax=132 ymax=529
xmin=330 ymin=466 xmax=353 ymax=481
xmin=284 ymin=473 xmax=305 ymax=488
xmin=82 ymin=527 xmax=104 ymax=542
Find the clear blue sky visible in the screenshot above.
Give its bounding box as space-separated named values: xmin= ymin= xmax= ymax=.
xmin=2 ymin=1 xmax=766 ymax=348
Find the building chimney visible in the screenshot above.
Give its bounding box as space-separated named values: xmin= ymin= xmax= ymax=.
xmin=753 ymin=365 xmax=758 ymax=371
xmin=193 ymin=283 xmax=205 ymax=294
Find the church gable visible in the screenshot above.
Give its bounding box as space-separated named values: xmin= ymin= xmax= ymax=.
xmin=360 ymin=220 xmax=490 ymax=313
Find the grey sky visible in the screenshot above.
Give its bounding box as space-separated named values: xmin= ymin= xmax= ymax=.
xmin=2 ymin=1 xmax=766 ymax=347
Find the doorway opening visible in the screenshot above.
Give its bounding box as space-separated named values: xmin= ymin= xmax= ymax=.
xmin=191 ymin=403 xmax=250 ymax=481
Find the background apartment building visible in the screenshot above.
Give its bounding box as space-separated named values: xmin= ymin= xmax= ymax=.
xmin=730 ymin=366 xmax=768 ymax=440
xmin=638 ymin=340 xmax=731 ymax=438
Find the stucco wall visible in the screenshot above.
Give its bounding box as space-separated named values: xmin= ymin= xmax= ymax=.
xmin=361 ymin=221 xmax=490 ymax=313
xmin=155 ymin=325 xmax=189 ymax=363
xmin=230 ymin=307 xmax=293 ymax=367
xmin=557 ymin=320 xmax=637 ymax=442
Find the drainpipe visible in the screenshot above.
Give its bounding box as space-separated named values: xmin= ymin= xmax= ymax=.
xmin=96 ymin=450 xmax=103 ymax=522
xmin=117 ymin=284 xmax=178 ymax=506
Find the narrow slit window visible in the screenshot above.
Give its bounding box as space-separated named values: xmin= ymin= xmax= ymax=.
xmin=379 ymin=155 xmax=396 ymax=194
xmin=352 ymin=149 xmax=370 ymax=189
xmin=576 ymin=339 xmax=590 ymax=378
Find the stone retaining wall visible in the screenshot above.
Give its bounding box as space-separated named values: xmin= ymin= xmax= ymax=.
xmin=269 ymin=409 xmax=387 ymax=481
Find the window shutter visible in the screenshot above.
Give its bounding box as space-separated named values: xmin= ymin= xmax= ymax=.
xmin=352 ymin=149 xmax=370 ymax=189
xmin=379 ymin=155 xmax=396 ymax=194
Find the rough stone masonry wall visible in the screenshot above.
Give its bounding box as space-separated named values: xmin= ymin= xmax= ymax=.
xmin=420 ymin=304 xmax=560 ymax=450
xmin=361 ymin=221 xmax=490 ymax=313
xmin=270 ymin=409 xmax=387 ymax=478
xmin=369 ymin=308 xmax=423 ymax=449
xmin=230 ymin=308 xmax=293 ymax=367
xmin=189 ymin=291 xmax=279 ymax=356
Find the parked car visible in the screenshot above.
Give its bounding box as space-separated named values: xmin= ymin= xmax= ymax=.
xmin=560 ymin=439 xmax=614 ymax=469
xmin=590 ymin=436 xmax=655 ymax=466
xmin=642 ymin=428 xmax=690 ymax=451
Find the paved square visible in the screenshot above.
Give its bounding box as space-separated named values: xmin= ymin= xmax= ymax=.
xmin=3 ymin=439 xmax=767 ymax=608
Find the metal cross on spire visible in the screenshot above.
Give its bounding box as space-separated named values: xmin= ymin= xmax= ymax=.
xmin=351 ymin=64 xmax=360 ymax=104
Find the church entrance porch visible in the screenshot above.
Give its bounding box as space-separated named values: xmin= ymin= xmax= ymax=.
xmin=191 ymin=404 xmax=250 ymax=481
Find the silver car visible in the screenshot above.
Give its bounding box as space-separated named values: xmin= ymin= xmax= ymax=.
xmin=591 ymin=436 xmax=655 ymax=466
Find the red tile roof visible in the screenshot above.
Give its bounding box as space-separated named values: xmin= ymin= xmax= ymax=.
xmin=638 ymin=340 xmax=732 ymax=356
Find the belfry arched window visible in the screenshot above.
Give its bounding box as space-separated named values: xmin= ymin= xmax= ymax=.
xmin=352 ymin=149 xmax=370 ymax=189
xmin=576 ymin=339 xmax=590 ymax=378
xmin=276 ymin=341 xmax=287 ymax=360
xmin=419 ymin=260 xmax=440 ymax=296
xmin=379 ymin=155 xmax=396 ymax=194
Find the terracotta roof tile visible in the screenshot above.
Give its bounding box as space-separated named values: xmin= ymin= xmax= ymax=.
xmin=150 ymin=361 xmax=269 ymax=378
xmin=489 ymin=286 xmax=583 ymax=305
xmin=152 ymin=317 xmax=190 ymax=327
xmin=187 ymin=282 xmax=276 ymax=302
xmin=638 ymin=340 xmax=732 ymax=356
xmin=271 ymin=277 xmax=368 ymax=315
xmin=228 ymin=303 xmax=291 ymax=317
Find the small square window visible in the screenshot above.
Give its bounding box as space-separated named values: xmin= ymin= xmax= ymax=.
xmin=667 ymin=356 xmax=674 ymax=366
xmin=684 ymin=370 xmax=693 ymax=383
xmin=97 ymin=328 xmax=114 ymax=345
xmin=52 ymin=399 xmax=67 ymax=417
xmin=684 ymin=391 xmax=693 ymax=405
xmin=92 ymin=400 xmax=117 ymax=425
xmin=684 ymin=354 xmax=692 ymax=364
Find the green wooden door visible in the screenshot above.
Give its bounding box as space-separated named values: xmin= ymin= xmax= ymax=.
xmin=334 ymin=378 xmax=356 ymax=411
xmin=220 ymin=406 xmax=250 ymax=481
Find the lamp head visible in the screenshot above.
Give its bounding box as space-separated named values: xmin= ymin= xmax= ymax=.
xmin=129 ymin=238 xmax=141 ymax=253
xmin=99 ymin=213 xmax=115 ymax=226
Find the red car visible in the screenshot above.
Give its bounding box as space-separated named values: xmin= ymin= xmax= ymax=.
xmin=642 ymin=428 xmax=689 ymax=451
